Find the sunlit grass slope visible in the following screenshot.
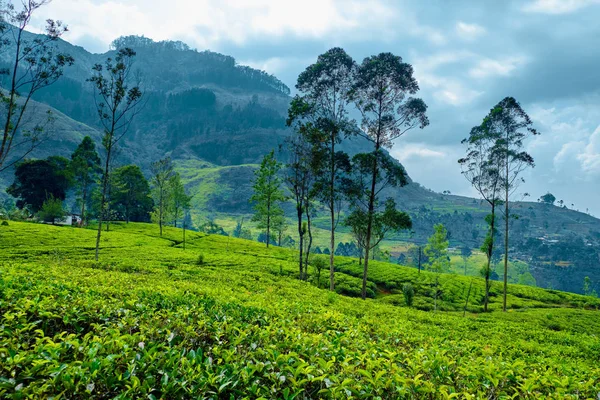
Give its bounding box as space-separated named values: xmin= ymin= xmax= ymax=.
xmin=1 ymin=221 xmax=599 ymax=398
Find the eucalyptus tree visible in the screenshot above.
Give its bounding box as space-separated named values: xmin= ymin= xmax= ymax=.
xmin=287 ymin=48 xmax=356 ymax=291
xmin=347 ymin=52 xmax=428 ymax=300
xmin=486 ymin=97 xmax=539 ymax=312
xmin=89 ymin=48 xmax=143 ymax=260
xmin=459 ymin=124 xmax=502 ymax=312
xmin=0 ymin=1 xmax=74 ymax=172
xmin=151 ymin=157 xmax=175 ymax=237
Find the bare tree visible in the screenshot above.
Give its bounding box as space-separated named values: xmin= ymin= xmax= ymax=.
xmin=0 ymin=1 xmax=74 ymax=172
xmin=89 ymin=48 xmax=143 ymax=260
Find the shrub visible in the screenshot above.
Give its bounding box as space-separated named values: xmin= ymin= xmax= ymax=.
xmin=196 ymin=253 xmax=205 ymax=266
xmin=402 ymin=283 xmax=415 ymax=307
xmin=1 ymin=221 xmax=8 ymax=226
xmin=36 ymin=197 xmax=66 ymax=224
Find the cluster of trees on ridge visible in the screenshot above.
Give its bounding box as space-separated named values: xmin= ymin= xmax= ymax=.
xmin=246 ymin=47 xmax=597 ymax=306
xmin=0 ymin=2 xmax=597 ymax=303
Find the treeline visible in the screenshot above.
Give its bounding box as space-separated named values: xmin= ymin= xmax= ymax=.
xmin=111 ymin=35 xmax=291 ymax=96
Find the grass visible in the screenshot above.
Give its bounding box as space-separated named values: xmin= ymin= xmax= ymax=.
xmin=1 ymin=221 xmax=599 ymax=398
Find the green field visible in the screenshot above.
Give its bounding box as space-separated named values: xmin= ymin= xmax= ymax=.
xmin=1 ymin=221 xmax=599 ymax=398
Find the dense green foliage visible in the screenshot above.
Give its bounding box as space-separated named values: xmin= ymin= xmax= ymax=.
xmin=7 ymin=157 xmax=73 ymax=212
xmin=1 ymin=222 xmax=599 ymax=398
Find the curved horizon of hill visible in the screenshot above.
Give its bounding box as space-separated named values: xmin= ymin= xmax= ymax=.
xmin=0 ymin=33 xmax=598 ymax=295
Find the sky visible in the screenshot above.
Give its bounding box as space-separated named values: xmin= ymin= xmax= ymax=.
xmin=25 ymin=0 xmax=600 ymax=215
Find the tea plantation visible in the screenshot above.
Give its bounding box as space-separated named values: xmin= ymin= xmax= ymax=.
xmin=1 ymin=221 xmax=599 ymax=398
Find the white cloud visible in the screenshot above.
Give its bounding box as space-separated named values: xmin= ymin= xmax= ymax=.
xmin=469 ymin=56 xmax=528 ymax=78
xmin=416 ymin=72 xmax=483 ymax=106
xmin=455 ymin=22 xmax=486 ymax=40
xmin=522 ymin=0 xmax=600 ymax=14
xmin=577 ymin=126 xmax=600 ymax=175
xmin=27 ymin=0 xmax=402 ymax=53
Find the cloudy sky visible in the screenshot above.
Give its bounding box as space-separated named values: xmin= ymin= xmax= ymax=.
xmin=26 ymin=0 xmax=600 ymax=215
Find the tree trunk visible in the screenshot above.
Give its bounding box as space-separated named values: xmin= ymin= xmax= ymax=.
xmin=183 ymin=216 xmax=186 ymax=250
xmin=503 ymin=160 xmax=509 ymax=312
xmin=484 ymin=204 xmax=496 ymax=313
xmin=297 ymin=204 xmax=304 ymax=280
xmin=95 ymin=145 xmax=112 ymax=261
xmin=266 ymin=200 xmax=271 ymax=248
xmin=305 ymin=205 xmax=313 ymax=281
xmin=463 ymin=279 xmax=473 ymax=317
xmin=329 ymin=137 xmax=335 ymax=291
xmin=362 ymin=146 xmax=379 ymax=300
xmin=81 ymin=188 xmax=87 ymax=227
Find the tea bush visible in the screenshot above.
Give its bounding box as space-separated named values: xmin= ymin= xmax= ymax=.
xmin=0 ymin=221 xmax=599 ymax=398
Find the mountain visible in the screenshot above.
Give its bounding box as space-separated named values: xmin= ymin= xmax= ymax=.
xmin=0 ymin=33 xmax=599 ymax=295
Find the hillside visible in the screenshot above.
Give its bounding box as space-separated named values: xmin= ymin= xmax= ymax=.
xmin=0 ymin=221 xmax=599 ymax=398
xmin=0 ymin=32 xmax=599 ymax=295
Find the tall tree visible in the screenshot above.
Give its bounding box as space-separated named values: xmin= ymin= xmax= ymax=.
xmin=250 ymin=150 xmax=285 ymax=248
xmin=346 ymin=52 xmax=428 ymax=300
xmin=71 ymin=136 xmax=101 ymax=224
xmin=7 ymin=156 xmax=72 ymax=212
xmin=111 ymin=165 xmax=153 ymax=223
xmin=90 ymin=48 xmax=143 ymax=260
xmin=0 ymin=1 xmax=74 ymax=172
xmin=459 ymin=123 xmax=503 ymax=312
xmin=150 ymin=157 xmax=175 ymax=237
xmin=287 ymin=47 xmax=356 ymax=290
xmin=486 ymin=97 xmax=539 ymax=312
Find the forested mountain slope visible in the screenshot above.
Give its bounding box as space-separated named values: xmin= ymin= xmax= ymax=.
xmin=0 ymin=32 xmax=599 ymax=295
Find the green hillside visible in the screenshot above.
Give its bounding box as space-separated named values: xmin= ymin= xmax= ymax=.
xmin=1 ymin=32 xmax=599 ymax=295
xmin=0 ymin=221 xmax=599 ymax=398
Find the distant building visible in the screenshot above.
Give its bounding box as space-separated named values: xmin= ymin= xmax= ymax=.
xmin=53 ymin=214 xmax=82 ymax=226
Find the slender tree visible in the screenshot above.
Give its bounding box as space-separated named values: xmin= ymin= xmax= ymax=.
xmin=284 ymin=129 xmax=319 ymax=279
xmin=71 ymin=136 xmax=101 ymax=224
xmin=459 ymin=124 xmax=503 ymax=312
xmin=0 ymin=1 xmax=74 ymax=172
xmin=460 ymin=245 xmax=472 ymax=275
xmin=250 ymin=150 xmax=285 ymax=248
xmin=287 ymin=48 xmax=356 ymax=291
xmin=424 ymin=223 xmax=450 ymax=273
xmin=90 ymin=48 xmax=143 ymax=260
xmin=486 ymin=97 xmax=539 ymax=312
xmin=346 ymin=52 xmax=428 ymax=300
xmin=150 ymin=157 xmax=175 ymax=237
